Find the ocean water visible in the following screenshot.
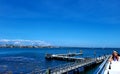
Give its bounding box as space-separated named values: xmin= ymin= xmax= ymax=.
xmin=0 ymin=48 xmax=119 ymax=74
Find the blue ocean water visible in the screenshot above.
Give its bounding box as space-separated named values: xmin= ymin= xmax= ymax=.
xmin=0 ymin=48 xmax=119 ymax=74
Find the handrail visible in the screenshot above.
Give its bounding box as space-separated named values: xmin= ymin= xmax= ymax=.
xmin=94 ymin=55 xmax=110 ymax=74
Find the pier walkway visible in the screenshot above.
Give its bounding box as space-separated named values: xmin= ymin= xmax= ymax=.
xmin=37 ymin=54 xmax=110 ymax=74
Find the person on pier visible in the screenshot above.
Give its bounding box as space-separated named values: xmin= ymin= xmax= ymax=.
xmin=109 ymin=51 xmax=120 ymax=63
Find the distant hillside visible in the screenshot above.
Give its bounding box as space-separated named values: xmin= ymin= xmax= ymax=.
xmin=0 ymin=39 xmax=52 ymax=48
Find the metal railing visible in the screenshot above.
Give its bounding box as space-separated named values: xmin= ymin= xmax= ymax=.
xmin=94 ymin=55 xmax=110 ymax=74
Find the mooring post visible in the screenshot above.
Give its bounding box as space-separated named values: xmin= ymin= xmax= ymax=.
xmin=46 ymin=68 xmax=51 ymax=74
xmin=80 ymin=50 xmax=83 ymax=54
xmin=94 ymin=50 xmax=96 ymax=61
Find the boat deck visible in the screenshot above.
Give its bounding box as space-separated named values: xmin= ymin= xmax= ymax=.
xmin=104 ymin=60 xmax=120 ymax=74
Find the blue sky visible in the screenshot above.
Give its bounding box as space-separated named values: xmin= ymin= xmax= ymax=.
xmin=0 ymin=0 xmax=120 ymax=47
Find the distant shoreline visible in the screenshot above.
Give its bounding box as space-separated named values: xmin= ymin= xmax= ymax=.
xmin=0 ymin=45 xmax=120 ymax=49
xmin=0 ymin=45 xmax=54 ymax=48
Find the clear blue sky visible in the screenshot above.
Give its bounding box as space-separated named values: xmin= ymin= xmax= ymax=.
xmin=0 ymin=0 xmax=120 ymax=47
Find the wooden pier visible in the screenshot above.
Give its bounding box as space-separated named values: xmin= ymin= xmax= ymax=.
xmin=46 ymin=50 xmax=83 ymax=59
xmin=45 ymin=53 xmax=83 ymax=62
xmin=34 ymin=53 xmax=110 ymax=74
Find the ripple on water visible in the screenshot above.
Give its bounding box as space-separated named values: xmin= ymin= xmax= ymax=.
xmin=0 ymin=56 xmax=42 ymax=73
